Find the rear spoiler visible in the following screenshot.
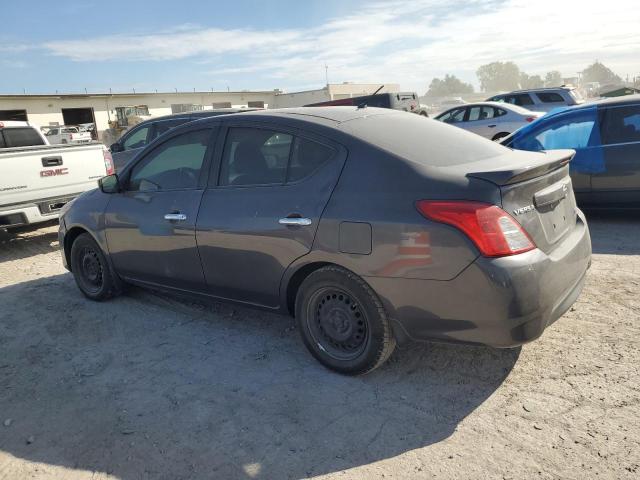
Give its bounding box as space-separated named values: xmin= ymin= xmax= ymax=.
xmin=466 ymin=149 xmax=575 ymax=186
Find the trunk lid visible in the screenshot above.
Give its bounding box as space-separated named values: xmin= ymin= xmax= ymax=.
xmin=467 ymin=149 xmax=577 ymax=254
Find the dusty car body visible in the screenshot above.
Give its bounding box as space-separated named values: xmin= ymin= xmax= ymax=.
xmin=59 ymin=107 xmax=592 ymax=374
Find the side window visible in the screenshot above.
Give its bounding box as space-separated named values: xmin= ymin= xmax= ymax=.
xmin=536 ymin=92 xmax=565 ymax=103
xmin=287 ymin=137 xmax=336 ymax=182
xmin=512 ymin=110 xmax=599 ymax=151
xmin=495 ymin=108 xmax=507 ymax=117
xmin=600 ymin=105 xmax=640 ymax=145
xmin=515 ymin=94 xmax=534 ymax=106
xmin=151 ymin=119 xmax=187 ymax=141
xmin=468 ymin=106 xmax=482 ymax=121
xmin=438 ymin=108 xmax=465 ymax=123
xmin=128 ymin=129 xmax=211 ymax=191
xmin=480 ymin=106 xmax=497 ymax=119
xmin=123 ymin=125 xmax=150 ymax=150
xmin=219 ymin=128 xmax=292 ymax=186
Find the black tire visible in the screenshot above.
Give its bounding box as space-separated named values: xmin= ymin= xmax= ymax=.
xmin=295 ymin=266 xmax=396 ymax=375
xmin=61 ymin=139 xmax=68 ymax=144
xmin=492 ymin=132 xmax=510 ymax=141
xmin=70 ymin=233 xmax=118 ymax=301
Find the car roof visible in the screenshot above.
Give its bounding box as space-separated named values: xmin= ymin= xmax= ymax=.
xmin=502 ymin=86 xmax=574 ymax=94
xmin=133 ymin=108 xmax=259 ymax=127
xmin=205 ymin=106 xmax=396 ymax=125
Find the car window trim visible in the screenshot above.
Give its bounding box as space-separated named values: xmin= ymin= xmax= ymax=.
xmin=123 ymin=126 xmax=217 ymax=193
xmin=208 ymin=121 xmax=344 ymax=189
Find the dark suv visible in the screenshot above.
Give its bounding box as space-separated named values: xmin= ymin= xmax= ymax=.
xmin=110 ymin=109 xmax=254 ymax=171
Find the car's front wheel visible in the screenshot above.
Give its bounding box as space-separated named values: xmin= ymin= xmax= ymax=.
xmin=492 ymin=132 xmax=510 ymax=141
xmin=295 ymin=266 xmax=396 ymax=375
xmin=70 ymin=233 xmax=119 ymax=301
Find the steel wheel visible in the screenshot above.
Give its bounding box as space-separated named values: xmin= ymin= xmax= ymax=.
xmin=78 ymin=246 xmax=104 ymax=294
xmin=306 ymin=287 xmax=370 ymax=361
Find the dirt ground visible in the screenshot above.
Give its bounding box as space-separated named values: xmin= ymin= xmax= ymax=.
xmin=0 ymin=213 xmax=638 ymax=480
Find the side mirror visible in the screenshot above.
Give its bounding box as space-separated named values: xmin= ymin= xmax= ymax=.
xmin=99 ymin=174 xmax=120 ymax=194
xmin=110 ymin=142 xmax=123 ymax=153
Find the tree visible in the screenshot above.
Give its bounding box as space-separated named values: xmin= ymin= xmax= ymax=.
xmin=519 ymin=73 xmax=544 ymax=89
xmin=544 ymin=71 xmax=563 ymax=87
xmin=582 ymin=61 xmax=622 ymax=85
xmin=426 ymin=74 xmax=474 ymax=97
xmin=476 ymin=61 xmax=520 ymax=92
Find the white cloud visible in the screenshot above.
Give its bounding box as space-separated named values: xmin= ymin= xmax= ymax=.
xmin=41 ymin=0 xmax=640 ymax=91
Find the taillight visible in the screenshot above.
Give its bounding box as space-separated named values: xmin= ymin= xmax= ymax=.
xmin=415 ymin=200 xmax=535 ymax=257
xmin=525 ymin=116 xmax=536 ymax=123
xmin=103 ymin=149 xmax=114 ymax=175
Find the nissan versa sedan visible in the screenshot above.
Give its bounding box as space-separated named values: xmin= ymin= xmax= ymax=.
xmin=502 ymin=95 xmax=640 ymax=207
xmin=58 ymin=107 xmax=592 ymax=375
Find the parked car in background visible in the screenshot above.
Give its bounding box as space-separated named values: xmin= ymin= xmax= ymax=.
xmin=1 ymin=120 xmax=113 ymax=229
xmin=0 ymin=121 xmax=48 ymax=147
xmin=488 ymin=87 xmax=584 ymax=112
xmin=59 ymin=107 xmax=590 ymax=375
xmin=110 ymin=108 xmax=256 ymax=171
xmin=305 ymin=91 xmax=423 ymax=115
xmin=45 ymin=126 xmax=92 ymax=145
xmin=502 ymin=95 xmax=640 ymax=207
xmin=434 ymin=102 xmax=544 ymax=140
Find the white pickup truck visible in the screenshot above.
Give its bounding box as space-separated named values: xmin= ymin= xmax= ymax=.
xmin=0 ymin=121 xmax=114 ymax=229
xmin=44 ymin=125 xmax=92 ymax=144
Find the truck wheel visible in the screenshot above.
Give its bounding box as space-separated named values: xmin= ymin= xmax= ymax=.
xmin=295 ymin=266 xmax=396 ymax=375
xmin=61 ymin=139 xmax=68 ymax=144
xmin=70 ymin=233 xmax=118 ymax=301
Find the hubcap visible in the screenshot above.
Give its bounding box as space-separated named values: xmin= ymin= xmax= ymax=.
xmin=308 ymin=288 xmax=368 ymax=361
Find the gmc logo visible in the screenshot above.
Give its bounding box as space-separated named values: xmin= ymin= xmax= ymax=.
xmin=40 ymin=168 xmax=69 ymax=177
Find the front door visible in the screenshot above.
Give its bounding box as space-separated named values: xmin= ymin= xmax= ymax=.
xmin=196 ymin=125 xmax=345 ymax=308
xmin=105 ymin=128 xmax=215 ymax=291
xmin=590 ymin=104 xmax=640 ymax=205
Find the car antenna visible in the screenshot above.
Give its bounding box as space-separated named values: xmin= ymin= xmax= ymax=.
xmin=358 ymin=84 xmax=384 ymax=109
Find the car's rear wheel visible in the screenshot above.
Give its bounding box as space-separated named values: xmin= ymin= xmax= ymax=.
xmin=70 ymin=233 xmax=118 ymax=301
xmin=295 ymin=266 xmax=396 ymax=375
xmin=492 ymin=132 xmax=510 ymax=141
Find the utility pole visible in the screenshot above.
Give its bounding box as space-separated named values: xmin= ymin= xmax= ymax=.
xmin=325 ymin=64 xmax=329 ymax=86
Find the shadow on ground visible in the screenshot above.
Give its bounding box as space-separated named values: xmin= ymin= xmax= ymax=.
xmin=0 ymin=220 xmax=59 ymax=264
xmin=0 ymin=273 xmax=520 ymax=479
xmin=583 ymin=209 xmax=640 ymax=255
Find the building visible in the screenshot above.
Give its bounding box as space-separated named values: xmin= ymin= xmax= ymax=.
xmin=0 ymin=83 xmax=400 ymax=141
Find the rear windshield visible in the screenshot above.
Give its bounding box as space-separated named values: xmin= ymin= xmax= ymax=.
xmin=1 ymin=127 xmax=45 ymax=148
xmin=340 ymin=112 xmax=508 ymax=166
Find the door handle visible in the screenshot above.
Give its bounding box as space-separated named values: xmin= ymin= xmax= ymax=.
xmin=41 ymin=156 xmax=63 ymax=167
xmin=279 ymin=217 xmax=312 ymax=226
xmin=488 ymin=124 xmax=497 ymax=128
xmin=164 ymin=213 xmax=187 ymax=221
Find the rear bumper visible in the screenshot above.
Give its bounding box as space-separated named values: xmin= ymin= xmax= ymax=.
xmin=0 ymin=194 xmax=79 ymax=228
xmin=366 ymin=209 xmax=592 ymax=347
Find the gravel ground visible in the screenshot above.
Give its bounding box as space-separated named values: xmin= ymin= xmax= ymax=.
xmin=0 ymin=213 xmax=638 ymax=480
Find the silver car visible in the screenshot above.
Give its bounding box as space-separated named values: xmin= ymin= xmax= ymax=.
xmin=488 ymin=87 xmax=585 ymax=113
xmin=434 ymin=102 xmax=544 ymax=141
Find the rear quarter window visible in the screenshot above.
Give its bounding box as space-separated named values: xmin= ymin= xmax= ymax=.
xmin=536 ymin=92 xmax=565 ymax=103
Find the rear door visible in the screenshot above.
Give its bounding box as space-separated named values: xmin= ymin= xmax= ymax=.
xmin=196 ymin=124 xmax=346 ymax=308
xmin=105 ymin=128 xmax=215 ymax=291
xmin=590 ymin=103 xmax=640 ymax=204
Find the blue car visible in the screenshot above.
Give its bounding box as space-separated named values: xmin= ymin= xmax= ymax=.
xmin=502 ymin=95 xmax=640 ymax=207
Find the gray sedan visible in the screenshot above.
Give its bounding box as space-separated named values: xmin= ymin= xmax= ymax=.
xmin=58 ymin=107 xmax=591 ymax=374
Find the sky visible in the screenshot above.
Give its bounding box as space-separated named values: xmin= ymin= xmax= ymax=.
xmin=1 ymin=0 xmax=639 ymax=95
